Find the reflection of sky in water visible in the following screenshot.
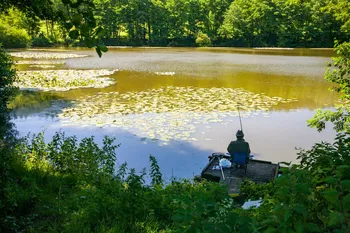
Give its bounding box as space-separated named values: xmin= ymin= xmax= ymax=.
xmin=10 ymin=48 xmax=338 ymax=179
xmin=13 ymin=110 xmax=335 ymax=179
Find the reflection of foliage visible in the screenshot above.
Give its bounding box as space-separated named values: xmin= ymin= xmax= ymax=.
xmin=308 ymin=42 xmax=350 ymax=132
xmin=7 ymin=91 xmax=67 ymax=119
xmin=8 ymin=91 xmax=55 ymax=110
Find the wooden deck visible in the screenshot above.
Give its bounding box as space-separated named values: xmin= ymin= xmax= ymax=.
xmin=201 ymin=153 xmax=279 ymax=195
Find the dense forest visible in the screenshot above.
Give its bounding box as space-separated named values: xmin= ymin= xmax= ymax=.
xmin=0 ymin=0 xmax=349 ymax=48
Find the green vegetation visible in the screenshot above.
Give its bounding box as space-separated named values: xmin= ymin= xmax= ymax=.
xmin=58 ymin=87 xmax=297 ymax=141
xmin=0 ymin=0 xmax=108 ymax=56
xmin=0 ymin=43 xmax=348 ymax=232
xmin=1 ymin=0 xmax=350 ymax=232
xmin=309 ymin=42 xmax=350 ymax=132
xmin=15 ymin=70 xmax=116 ymax=91
xmin=0 ymin=130 xmax=348 ymax=232
xmin=1 ymin=0 xmax=350 ymax=48
xmin=0 ymin=8 xmax=31 ymax=48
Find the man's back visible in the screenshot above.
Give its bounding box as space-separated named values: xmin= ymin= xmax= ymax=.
xmin=227 ymin=139 xmax=251 ymax=155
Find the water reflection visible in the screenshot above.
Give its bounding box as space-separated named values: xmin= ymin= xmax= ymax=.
xmin=9 ymin=47 xmax=339 ymax=176
xmin=12 ymin=109 xmax=335 ymax=179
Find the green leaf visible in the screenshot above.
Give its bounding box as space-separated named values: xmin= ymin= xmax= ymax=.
xmin=344 ymin=194 xmax=350 ymax=211
xmin=69 ymin=30 xmax=79 ymax=40
xmin=323 ymin=189 xmax=339 ymax=203
xmin=295 ymin=183 xmax=311 ymax=195
xmin=293 ymin=204 xmax=307 ymax=217
xmin=327 ymin=211 xmax=344 ymax=226
xmin=70 ymin=0 xmax=83 ymax=8
xmin=341 ymin=180 xmax=350 ymax=191
xmin=80 ymin=25 xmax=90 ymax=37
xmin=294 ymin=222 xmax=303 ymax=233
xmin=72 ymin=15 xmax=83 ymax=26
xmin=324 ymin=176 xmax=337 ymax=185
xmin=305 ymin=223 xmax=320 ymax=232
xmin=276 ymin=187 xmax=290 ymax=198
xmin=336 ymin=165 xmax=350 ymax=176
xmin=62 ymin=0 xmax=71 ymax=5
xmin=95 ymin=47 xmax=102 ymax=58
xmin=99 ymin=45 xmax=108 ymax=53
xmin=275 ymin=175 xmax=289 ymax=186
xmin=64 ymin=22 xmax=73 ymax=31
xmin=284 ymin=210 xmax=291 ymax=222
xmin=263 ymin=227 xmax=277 ymax=233
xmin=95 ymin=27 xmax=105 ymax=37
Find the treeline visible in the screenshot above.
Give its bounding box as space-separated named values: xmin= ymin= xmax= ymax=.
xmin=0 ymin=0 xmax=349 ymax=48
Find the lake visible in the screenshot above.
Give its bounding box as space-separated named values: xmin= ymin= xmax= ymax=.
xmin=10 ymin=47 xmax=337 ymax=179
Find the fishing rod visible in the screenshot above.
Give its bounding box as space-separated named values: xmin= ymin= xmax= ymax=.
xmin=217 ymin=156 xmax=225 ymax=180
xmin=237 ymin=103 xmax=243 ymax=132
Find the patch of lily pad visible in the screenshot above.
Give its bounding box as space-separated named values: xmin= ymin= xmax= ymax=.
xmin=10 ymin=52 xmax=88 ymax=59
xmin=15 ymin=60 xmax=66 ymax=65
xmin=15 ymin=70 xmax=117 ymax=91
xmin=58 ymin=86 xmax=298 ymax=142
xmin=29 ymin=65 xmax=56 ymax=68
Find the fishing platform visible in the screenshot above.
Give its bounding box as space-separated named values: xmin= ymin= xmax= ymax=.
xmin=200 ymin=153 xmax=280 ymax=196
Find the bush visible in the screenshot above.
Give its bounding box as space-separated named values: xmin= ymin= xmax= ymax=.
xmin=0 ymin=25 xmax=30 ymax=48
xmin=2 ymin=128 xmax=350 ymax=232
xmin=31 ymin=35 xmax=53 ymax=47
xmin=195 ymin=31 xmax=212 ymax=47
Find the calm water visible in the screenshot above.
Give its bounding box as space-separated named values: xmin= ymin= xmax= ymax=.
xmin=11 ymin=47 xmax=337 ymax=179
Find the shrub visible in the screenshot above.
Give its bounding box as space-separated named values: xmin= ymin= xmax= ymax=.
xmin=0 ymin=24 xmax=30 ymax=48
xmin=31 ymin=35 xmax=53 ymax=47
xmin=195 ymin=31 xmax=212 ymax=47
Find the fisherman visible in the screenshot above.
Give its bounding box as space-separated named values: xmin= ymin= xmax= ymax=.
xmin=227 ymin=130 xmax=251 ymax=161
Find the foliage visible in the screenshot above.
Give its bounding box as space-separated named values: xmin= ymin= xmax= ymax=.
xmin=0 ymin=132 xmax=230 ymax=232
xmin=239 ymin=133 xmax=350 ymax=233
xmin=195 ymin=31 xmax=212 ymax=47
xmin=0 ymin=26 xmax=31 ymax=48
xmin=1 ymin=128 xmax=349 ymax=232
xmin=0 ymin=47 xmax=18 ymax=233
xmin=0 ymin=8 xmax=31 ymax=48
xmin=1 ymin=0 xmax=349 ymax=48
xmin=308 ymin=42 xmax=350 ymax=132
xmin=31 ymin=34 xmax=53 ymax=47
xmin=219 ymin=0 xmax=276 ymax=47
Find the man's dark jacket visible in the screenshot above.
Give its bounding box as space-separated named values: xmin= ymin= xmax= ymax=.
xmin=227 ymin=138 xmax=251 ymax=156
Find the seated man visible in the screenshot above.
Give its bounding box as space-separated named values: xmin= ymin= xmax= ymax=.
xmin=227 ymin=130 xmax=251 ymax=163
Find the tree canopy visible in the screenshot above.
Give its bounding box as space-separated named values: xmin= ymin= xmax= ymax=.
xmin=1 ymin=0 xmax=349 ymax=48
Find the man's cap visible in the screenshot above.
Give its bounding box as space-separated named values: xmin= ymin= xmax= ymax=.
xmin=236 ymin=130 xmax=244 ymax=138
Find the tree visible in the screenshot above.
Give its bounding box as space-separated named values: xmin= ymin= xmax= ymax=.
xmin=219 ymin=0 xmax=276 ymax=47
xmin=308 ymin=42 xmax=350 ymax=132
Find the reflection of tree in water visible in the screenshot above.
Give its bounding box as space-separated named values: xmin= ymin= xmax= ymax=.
xmin=8 ymin=91 xmax=73 ymax=119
